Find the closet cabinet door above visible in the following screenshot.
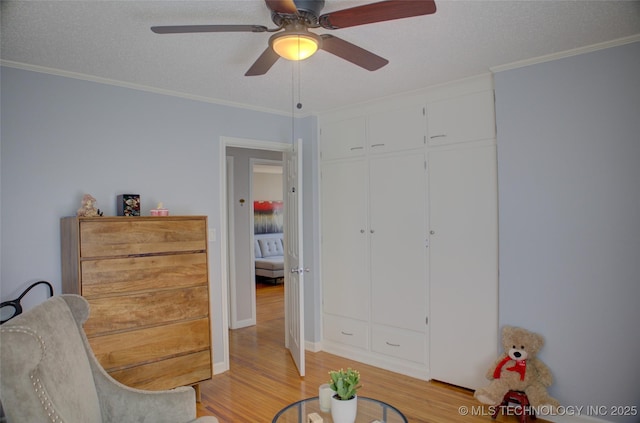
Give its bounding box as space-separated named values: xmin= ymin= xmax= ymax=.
xmin=427 ymin=90 xmax=495 ymax=146
xmin=321 ymin=116 xmax=366 ymax=160
xmin=367 ymin=103 xmax=426 ymax=154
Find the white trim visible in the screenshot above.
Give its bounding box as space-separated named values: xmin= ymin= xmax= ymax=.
xmin=213 ymin=361 xmax=228 ymax=375
xmin=0 ymin=59 xmax=296 ymax=117
xmin=305 ymin=340 xmax=322 ymax=353
xmin=490 ymin=34 xmax=640 ymax=73
xmin=225 ymin=136 xmax=293 ymax=151
xmin=232 ymin=318 xmax=257 ymax=329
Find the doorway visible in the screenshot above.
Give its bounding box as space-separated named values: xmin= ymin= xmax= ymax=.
xmin=252 ymin=160 xmax=285 ymax=287
xmin=219 ymin=136 xmax=308 ymax=377
xmin=218 ymin=136 xmax=302 ymax=374
xmin=226 ymin=147 xmax=283 ymax=330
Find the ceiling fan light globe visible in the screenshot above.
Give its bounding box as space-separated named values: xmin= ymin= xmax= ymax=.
xmin=271 ymin=33 xmax=319 ymax=61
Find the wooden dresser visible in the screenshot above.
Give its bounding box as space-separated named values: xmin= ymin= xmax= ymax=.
xmin=60 ymin=216 xmax=212 ymax=391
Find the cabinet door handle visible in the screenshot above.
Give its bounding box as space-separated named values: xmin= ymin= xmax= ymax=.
xmin=430 ymin=134 xmax=447 ymax=139
xmin=341 ymin=331 xmax=354 ymax=336
xmin=385 ymin=341 xmax=400 ymax=347
xmin=350 ymin=146 xmax=364 ymax=151
xmin=371 ymin=143 xmax=385 ymax=148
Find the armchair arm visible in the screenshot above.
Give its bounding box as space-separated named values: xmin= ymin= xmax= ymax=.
xmin=93 ymin=371 xmax=195 ymax=423
xmin=87 ymin=343 xmax=218 ymax=423
xmin=60 ymin=296 xmax=218 ymax=423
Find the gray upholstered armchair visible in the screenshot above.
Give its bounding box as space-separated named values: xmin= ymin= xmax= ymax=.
xmin=0 ymin=294 xmax=218 ymax=423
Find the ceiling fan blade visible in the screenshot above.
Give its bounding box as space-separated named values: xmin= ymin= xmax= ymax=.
xmin=151 ymin=24 xmax=268 ymax=34
xmin=265 ymin=0 xmax=298 ymax=15
xmin=319 ymin=0 xmax=436 ymax=29
xmin=245 ymin=47 xmax=281 ymax=76
xmin=320 ymin=34 xmax=388 ymax=71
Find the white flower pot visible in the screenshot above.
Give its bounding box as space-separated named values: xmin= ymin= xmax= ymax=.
xmin=330 ymin=394 xmax=357 ymax=423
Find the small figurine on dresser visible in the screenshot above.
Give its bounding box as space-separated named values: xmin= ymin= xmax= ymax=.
xmin=77 ymin=194 xmax=103 ymax=217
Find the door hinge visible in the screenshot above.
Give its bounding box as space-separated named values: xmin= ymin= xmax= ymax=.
xmin=426 ymin=316 xmax=429 ymax=325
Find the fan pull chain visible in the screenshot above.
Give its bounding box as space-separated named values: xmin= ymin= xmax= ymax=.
xmin=291 ymin=57 xmax=295 ymax=144
xmin=296 ymin=49 xmax=302 ymax=110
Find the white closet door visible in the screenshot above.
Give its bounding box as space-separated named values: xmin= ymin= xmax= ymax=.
xmin=429 ymin=143 xmax=498 ymax=389
xmin=321 ymin=159 xmax=370 ymax=321
xmin=427 ymin=90 xmax=496 ymax=146
xmin=369 ymin=153 xmax=428 ymax=332
xmin=321 ymin=117 xmax=367 ymax=160
xmin=368 ymin=104 xmax=426 ymax=154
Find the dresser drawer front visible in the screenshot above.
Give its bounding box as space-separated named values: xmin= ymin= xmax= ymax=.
xmin=80 ymin=253 xmax=208 ymax=297
xmin=79 ymin=218 xmax=206 ymax=257
xmin=323 ymin=314 xmax=368 ymax=349
xmin=109 ymin=350 xmax=212 ymax=390
xmin=372 ymin=326 xmax=426 ymax=364
xmin=89 ymin=318 xmax=210 ymax=371
xmin=84 ymin=285 xmax=209 ymax=336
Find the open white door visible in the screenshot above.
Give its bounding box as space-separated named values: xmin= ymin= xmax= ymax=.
xmin=284 ymin=138 xmax=305 ymax=377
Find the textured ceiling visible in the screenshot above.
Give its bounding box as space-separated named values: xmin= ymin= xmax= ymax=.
xmin=2 ymin=1 xmax=639 ymax=115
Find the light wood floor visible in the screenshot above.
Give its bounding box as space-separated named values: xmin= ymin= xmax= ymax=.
xmin=196 ymin=282 xmax=530 ymax=422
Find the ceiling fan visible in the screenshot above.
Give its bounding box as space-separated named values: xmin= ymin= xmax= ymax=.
xmin=151 ymin=0 xmax=436 ymax=76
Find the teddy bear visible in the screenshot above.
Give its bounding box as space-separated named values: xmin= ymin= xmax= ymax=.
xmin=474 ymin=326 xmax=560 ymax=411
xmin=77 ymin=194 xmax=103 ymax=217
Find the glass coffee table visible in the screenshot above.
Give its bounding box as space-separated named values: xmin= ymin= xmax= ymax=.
xmin=272 ymin=396 xmax=407 ymax=423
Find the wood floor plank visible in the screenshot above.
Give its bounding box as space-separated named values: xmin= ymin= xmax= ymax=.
xmin=197 ymin=282 xmax=544 ymax=422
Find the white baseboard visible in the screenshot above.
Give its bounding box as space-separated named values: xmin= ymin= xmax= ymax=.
xmin=305 ymin=340 xmax=322 ymax=353
xmin=320 ymin=340 xmax=429 ymax=381
xmin=230 ymin=318 xmax=256 ymax=329
xmin=213 ymin=360 xmax=229 ymax=375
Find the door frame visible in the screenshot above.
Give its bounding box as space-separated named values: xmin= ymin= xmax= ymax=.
xmin=218 ymin=136 xmax=291 ymax=372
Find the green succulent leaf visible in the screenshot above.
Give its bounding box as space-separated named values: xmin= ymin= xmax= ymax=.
xmin=327 ymin=368 xmax=362 ymax=401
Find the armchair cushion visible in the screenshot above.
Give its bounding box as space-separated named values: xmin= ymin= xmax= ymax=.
xmin=0 ymin=295 xmax=218 ymax=423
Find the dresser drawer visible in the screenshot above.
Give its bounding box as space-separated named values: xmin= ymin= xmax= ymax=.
xmin=109 ymin=350 xmax=212 ymax=390
xmin=79 ymin=217 xmax=206 ymax=257
xmin=84 ymin=285 xmax=209 ymax=336
xmin=371 ymin=325 xmax=426 ymax=364
xmin=80 ymin=252 xmax=208 ymax=297
xmin=323 ymin=314 xmax=368 ymax=349
xmin=89 ymin=318 xmax=211 ymax=371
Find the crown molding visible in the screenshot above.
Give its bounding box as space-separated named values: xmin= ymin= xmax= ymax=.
xmin=0 ymin=59 xmax=316 ymax=118
xmin=490 ymin=34 xmax=640 ymax=73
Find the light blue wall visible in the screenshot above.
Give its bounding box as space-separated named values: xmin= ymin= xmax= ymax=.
xmin=495 ymin=42 xmax=640 ymax=422
xmin=0 ymin=66 xmax=320 ymax=367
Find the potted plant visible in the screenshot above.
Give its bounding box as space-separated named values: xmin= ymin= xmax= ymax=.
xmin=328 ymin=368 xmax=361 ymax=423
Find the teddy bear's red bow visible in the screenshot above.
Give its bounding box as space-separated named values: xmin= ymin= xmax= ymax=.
xmin=493 ymin=356 xmax=526 ymax=381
